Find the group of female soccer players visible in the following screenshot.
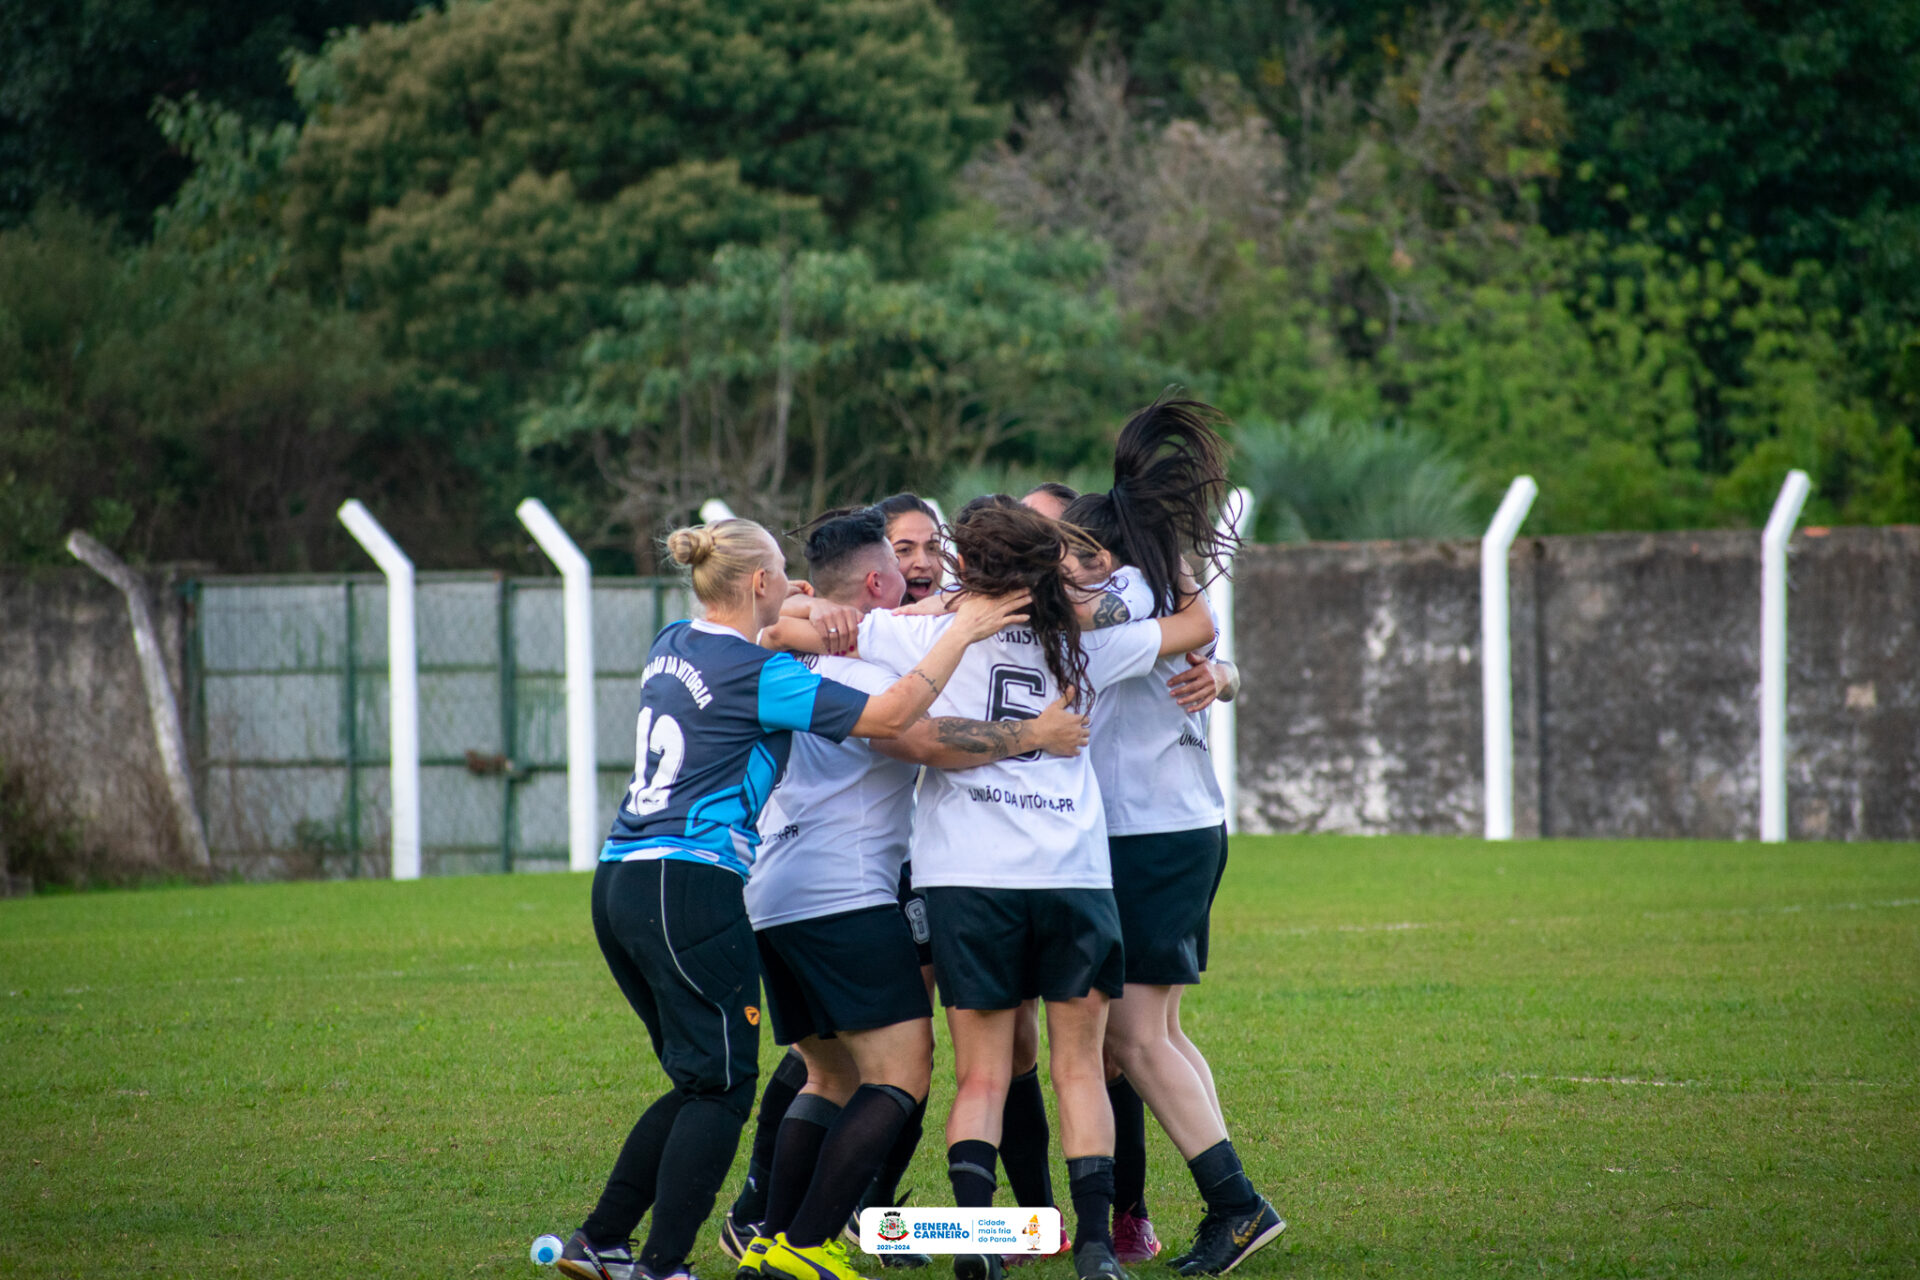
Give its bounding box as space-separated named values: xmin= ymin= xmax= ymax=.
xmin=551 ymin=400 xmax=1285 ymax=1280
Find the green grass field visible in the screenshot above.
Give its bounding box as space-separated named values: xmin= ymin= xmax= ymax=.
xmin=3 ymin=836 xmax=1917 ymax=1279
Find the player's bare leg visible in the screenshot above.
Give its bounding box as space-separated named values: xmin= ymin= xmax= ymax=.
xmin=1113 ymin=987 xmax=1282 ymax=1275
xmin=999 ymin=998 xmax=1056 ymax=1226
xmin=943 ymin=1008 xmax=1019 ymax=1280
xmin=946 ymin=1007 xmax=1019 ymax=1148
xmin=1043 ymin=992 xmax=1124 ymax=1278
xmin=1166 ymin=987 xmax=1224 ymax=1133
xmin=1105 ymin=985 xmax=1223 ymax=1157
xmin=1101 ymin=1042 xmax=1157 ymax=1263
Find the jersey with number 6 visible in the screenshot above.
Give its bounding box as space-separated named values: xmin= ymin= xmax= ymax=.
xmin=857 ymin=610 xmax=1164 ymax=890
xmin=601 ymin=619 xmax=869 ymax=880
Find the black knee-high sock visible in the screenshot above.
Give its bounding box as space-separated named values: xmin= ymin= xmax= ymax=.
xmin=638 ymin=1089 xmax=752 ymax=1272
xmin=865 ymin=1094 xmax=926 ymax=1209
xmin=1066 ymin=1155 xmax=1116 ymax=1252
xmin=999 ymin=1068 xmax=1053 ymax=1207
xmin=947 ymin=1139 xmax=999 ymax=1208
xmin=1186 ymin=1139 xmax=1261 ymax=1218
xmin=1108 ymin=1076 xmax=1149 ymax=1218
xmin=786 ymin=1085 xmax=918 ymax=1247
xmin=581 ymin=1089 xmax=687 ymax=1246
xmin=761 ymin=1093 xmax=842 ymax=1237
xmin=732 ymin=1050 xmax=808 ymax=1224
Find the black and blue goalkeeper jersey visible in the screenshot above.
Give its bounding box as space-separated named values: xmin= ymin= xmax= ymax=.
xmin=601 ymin=619 xmax=869 ymax=880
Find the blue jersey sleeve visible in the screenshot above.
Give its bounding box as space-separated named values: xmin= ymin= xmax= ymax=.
xmin=758 ymin=652 xmax=869 ymax=742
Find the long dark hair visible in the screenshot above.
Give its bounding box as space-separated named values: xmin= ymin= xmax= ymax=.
xmin=948 ymin=503 xmax=1094 ymax=708
xmin=1063 ymin=398 xmax=1238 ymax=617
xmin=874 ymin=492 xmax=939 ymax=530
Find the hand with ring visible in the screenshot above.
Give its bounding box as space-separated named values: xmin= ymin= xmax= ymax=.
xmin=805 ymin=599 xmax=862 ymax=655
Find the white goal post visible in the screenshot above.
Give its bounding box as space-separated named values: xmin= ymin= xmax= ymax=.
xmin=516 ymin=499 xmax=600 ymax=872
xmin=1481 ymin=477 xmax=1538 ymax=841
xmin=1207 ymin=488 xmax=1256 ymax=835
xmin=1760 ymin=470 xmax=1811 ymax=843
xmin=337 ymin=500 xmax=421 ymax=880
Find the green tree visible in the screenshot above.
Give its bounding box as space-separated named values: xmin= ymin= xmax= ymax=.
xmin=0 ymin=0 xmax=420 ymax=234
xmin=284 ymin=0 xmax=995 ymax=373
xmin=524 ymin=231 xmax=1147 ymax=565
xmin=269 ymin=0 xmax=997 ymax=561
xmin=1551 ymin=0 xmax=1920 ymax=288
xmin=1213 ymin=226 xmax=1917 ymax=533
xmin=0 ymin=203 xmax=402 ymax=569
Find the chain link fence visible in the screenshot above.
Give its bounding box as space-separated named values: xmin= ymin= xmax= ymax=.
xmin=191 ymin=573 xmax=692 ymax=877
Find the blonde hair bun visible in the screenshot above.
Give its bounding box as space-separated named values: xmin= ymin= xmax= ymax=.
xmin=667 ymin=525 xmax=718 ymax=568
xmin=662 ymin=518 xmax=778 ymax=606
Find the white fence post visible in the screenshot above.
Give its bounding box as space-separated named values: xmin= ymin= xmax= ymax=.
xmin=516 ymin=500 xmax=599 ymax=872
xmin=699 ymin=498 xmax=737 ymax=523
xmin=1207 ymin=487 xmax=1256 ymax=835
xmin=1481 ymin=477 xmax=1538 ymax=841
xmin=64 ymin=532 xmax=212 ymax=871
xmin=337 ymin=500 xmax=420 ymax=880
xmin=1760 ymin=470 xmax=1811 ymax=843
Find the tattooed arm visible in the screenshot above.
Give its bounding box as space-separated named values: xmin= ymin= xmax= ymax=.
xmin=873 ymin=692 xmax=1089 ymax=769
xmin=1075 ymin=589 xmax=1132 ymax=630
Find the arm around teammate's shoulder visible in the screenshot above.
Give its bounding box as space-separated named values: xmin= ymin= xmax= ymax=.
xmin=875 ymin=690 xmax=1089 ymax=768
xmin=1151 ymin=585 xmax=1217 ymax=658
xmin=850 ymin=591 xmax=1030 ymax=740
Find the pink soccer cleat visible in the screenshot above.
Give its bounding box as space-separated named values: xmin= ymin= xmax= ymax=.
xmin=1111 ymin=1210 xmax=1162 ymax=1265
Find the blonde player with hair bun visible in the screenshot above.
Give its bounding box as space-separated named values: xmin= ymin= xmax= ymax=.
xmin=553 ymin=519 xmax=1030 ymax=1280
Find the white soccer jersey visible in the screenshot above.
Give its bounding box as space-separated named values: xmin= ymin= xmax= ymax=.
xmin=1087 ymin=569 xmax=1227 ymax=836
xmin=857 ymin=609 xmax=1163 ymax=889
xmin=745 ymin=655 xmax=919 ymax=929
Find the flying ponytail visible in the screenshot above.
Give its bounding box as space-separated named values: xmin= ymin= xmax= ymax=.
xmin=1063 ymin=397 xmax=1239 ymax=617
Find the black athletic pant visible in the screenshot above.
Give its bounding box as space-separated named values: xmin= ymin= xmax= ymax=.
xmin=582 ymin=859 xmax=761 ymax=1270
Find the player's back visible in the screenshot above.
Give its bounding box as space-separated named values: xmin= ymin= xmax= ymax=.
xmin=746 ymin=654 xmax=919 ymax=929
xmin=1086 ymin=568 xmax=1226 ymax=836
xmin=855 ymin=609 xmax=1163 ymax=890
xmin=604 ymin=620 xmax=865 ymax=879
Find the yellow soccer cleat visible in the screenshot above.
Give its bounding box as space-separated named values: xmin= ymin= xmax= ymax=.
xmin=735 ymin=1235 xmax=776 ymax=1280
xmin=761 ymin=1232 xmax=876 ymax=1280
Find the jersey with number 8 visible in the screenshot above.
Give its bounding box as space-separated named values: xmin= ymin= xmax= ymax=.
xmin=601 ymin=619 xmax=868 ymax=880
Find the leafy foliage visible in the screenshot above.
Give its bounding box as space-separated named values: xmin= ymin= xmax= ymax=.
xmin=526 ymin=232 xmax=1149 ymax=566
xmin=1551 ymin=0 xmax=1920 ymax=290
xmin=283 ymin=0 xmax=994 ymax=377
xmin=933 ymin=459 xmax=1113 ymax=519
xmin=1236 ymin=413 xmax=1479 ymax=542
xmin=3 ymin=0 xmax=1917 ymax=564
xmin=0 ymin=204 xmax=402 ymax=569
xmin=0 ymin=0 xmax=420 ymax=234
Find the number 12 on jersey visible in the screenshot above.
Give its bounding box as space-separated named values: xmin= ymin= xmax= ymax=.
xmin=626 ymin=708 xmax=686 ymax=816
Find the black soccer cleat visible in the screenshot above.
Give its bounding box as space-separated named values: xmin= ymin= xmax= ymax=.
xmin=1170 ymin=1202 xmax=1286 ymax=1276
xmin=558 ymin=1230 xmax=637 ymax=1280
xmin=1070 ymin=1241 xmax=1128 ymax=1280
xmin=953 ymin=1252 xmax=1003 ymax=1280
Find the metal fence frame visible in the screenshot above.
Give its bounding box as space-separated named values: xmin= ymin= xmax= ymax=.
xmin=188 ymin=572 xmax=689 ymax=875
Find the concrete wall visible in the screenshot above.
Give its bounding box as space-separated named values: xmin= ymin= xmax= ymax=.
xmin=0 ymin=565 xmax=202 ymax=875
xmin=1234 ymin=526 xmax=1920 ymax=841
